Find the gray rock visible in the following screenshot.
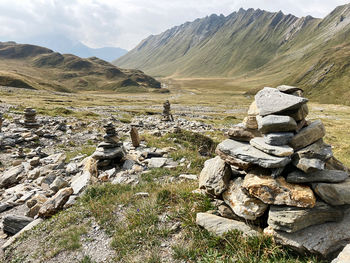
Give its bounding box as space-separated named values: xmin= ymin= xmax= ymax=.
xmin=3 ymin=214 xmax=34 ymax=235
xmin=147 ymin=157 xmax=167 ymax=168
xmin=217 ymin=139 xmax=291 ymax=169
xmin=287 ymin=104 xmax=309 ymax=121
xmin=122 ymin=159 xmax=135 ymax=170
xmin=255 ymin=87 xmax=308 ymax=116
xmin=264 ymin=132 xmax=294 ymax=146
xmin=257 ymin=115 xmax=297 ymax=134
xmin=312 ymin=179 xmax=350 ymax=206
xmin=289 ymin=120 xmax=326 ymax=150
xmin=179 ymin=174 xmax=198 ymax=180
xmin=250 ymin=137 xmax=294 ymax=157
xmin=332 ymin=244 xmax=350 ymax=263
xmin=49 ymin=176 xmax=69 ymax=192
xmin=276 ymin=85 xmax=303 ymax=94
xmin=0 ymin=202 xmax=13 ymax=213
xmin=91 ymin=146 xmax=126 ymax=160
xmin=0 ymin=165 xmax=23 ymax=188
xmin=287 ymin=169 xmax=349 ymax=183
xmin=227 ymin=125 xmax=261 ymax=142
xmin=223 ymin=178 xmax=268 ymax=220
xmin=196 ymin=212 xmax=258 ymax=236
xmin=216 ymin=140 xmax=252 ymax=170
xmin=293 ymin=157 xmax=325 ymax=174
xmin=38 ymin=187 xmax=73 ymax=218
xmin=268 ymin=202 xmax=343 ymax=233
xmin=199 ymin=156 xmax=232 ymax=197
xmin=66 ymin=162 xmax=79 ymax=175
xmin=71 ymin=171 xmax=91 ymax=195
xmin=264 ymin=207 xmax=350 ymax=257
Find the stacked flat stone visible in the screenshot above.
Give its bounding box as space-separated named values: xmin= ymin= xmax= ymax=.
xmin=0 ymin=113 xmax=3 ymax=132
xmin=162 ymin=100 xmax=174 ymax=122
xmin=24 ymin=108 xmax=40 ymax=129
xmin=197 ymin=85 xmax=350 ymax=257
xmin=91 ymin=122 xmax=126 ymax=167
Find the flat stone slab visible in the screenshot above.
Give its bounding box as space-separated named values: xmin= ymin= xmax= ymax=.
xmin=332 ymin=244 xmax=350 ymax=263
xmin=227 ymin=125 xmax=261 ymax=142
xmin=217 ymin=139 xmax=291 ymax=169
xmin=264 ymin=132 xmax=294 ymax=146
xmin=196 ymin=212 xmax=258 ymax=237
xmin=268 ymin=202 xmax=343 ymax=233
xmin=289 ymin=120 xmax=326 ymax=150
xmin=257 ymin=115 xmax=297 ymax=133
xmin=250 ymin=137 xmax=294 ymax=157
xmin=287 ymin=169 xmax=349 ymax=184
xmin=277 ymin=85 xmax=303 ymax=94
xmin=223 ymin=178 xmax=268 ymax=220
xmin=199 ymin=156 xmax=232 ymax=197
xmin=243 ymin=170 xmax=316 ymax=208
xmin=91 ymin=146 xmax=126 ymax=160
xmin=312 ymin=178 xmax=350 ymax=206
xmin=147 ymin=157 xmax=168 ymax=168
xmin=264 ymin=207 xmax=350 ymax=257
xmin=255 ymin=87 xmax=308 ymax=116
xmin=216 ymin=140 xmax=252 ymax=170
xmin=3 ymin=215 xmax=34 ymax=235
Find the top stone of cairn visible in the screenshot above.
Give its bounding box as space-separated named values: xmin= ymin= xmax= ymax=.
xmin=255 ymin=87 xmax=308 ymax=116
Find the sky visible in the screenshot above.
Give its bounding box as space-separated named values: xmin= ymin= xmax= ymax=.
xmin=0 ymin=0 xmax=349 ymax=50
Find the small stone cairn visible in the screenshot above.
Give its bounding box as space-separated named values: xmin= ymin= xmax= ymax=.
xmin=162 ymin=100 xmax=174 ymax=122
xmin=197 ymin=85 xmax=350 ymax=257
xmin=23 ymin=108 xmax=39 ymax=129
xmin=91 ymin=122 xmax=126 ymax=168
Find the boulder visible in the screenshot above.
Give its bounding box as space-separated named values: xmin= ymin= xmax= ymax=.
xmin=332 ymin=244 xmax=350 ymax=263
xmin=257 ymin=115 xmax=297 ymax=134
xmin=0 ymin=165 xmax=23 ymax=188
xmin=287 ymin=169 xmax=349 ymax=184
xmin=264 ymin=207 xmax=350 ymax=257
xmin=312 ymin=179 xmax=350 ymax=206
xmin=250 ymin=137 xmax=294 ymax=157
xmin=199 ymin=156 xmax=232 ymax=197
xmin=223 ymin=178 xmax=268 ymax=220
xmin=227 ymin=125 xmax=261 ymax=142
xmin=242 ymin=170 xmax=316 ymax=208
xmin=196 ymin=212 xmax=258 ymax=237
xmin=268 ymin=202 xmax=343 ymax=233
xmin=217 ymin=139 xmax=291 ymax=169
xmin=289 ymin=120 xmax=326 ymax=150
xmin=3 ymin=215 xmax=34 ymax=235
xmin=38 ymin=187 xmax=73 ymax=218
xmin=255 ymin=87 xmax=308 ymax=116
xmin=264 ymin=132 xmax=294 ymax=146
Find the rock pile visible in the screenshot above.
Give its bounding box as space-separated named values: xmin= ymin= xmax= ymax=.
xmin=197 ymin=86 xmax=350 ymax=258
xmin=23 ymin=108 xmax=39 ymax=129
xmin=91 ymin=122 xmax=126 ymax=168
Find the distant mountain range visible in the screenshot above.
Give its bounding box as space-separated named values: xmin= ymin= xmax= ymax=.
xmin=114 ymin=4 xmax=350 ymax=105
xmin=4 ymin=34 xmax=128 ymax=62
xmin=0 ymin=41 xmax=160 ymax=92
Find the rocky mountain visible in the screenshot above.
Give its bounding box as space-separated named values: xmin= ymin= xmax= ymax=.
xmin=115 ymin=4 xmax=350 ymax=104
xmin=0 ymin=41 xmax=160 ymax=92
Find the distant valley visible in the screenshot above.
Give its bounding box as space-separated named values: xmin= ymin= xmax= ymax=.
xmin=115 ymin=4 xmax=350 ymax=105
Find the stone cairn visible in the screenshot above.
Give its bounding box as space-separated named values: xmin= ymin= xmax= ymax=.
xmin=0 ymin=112 xmax=3 ymax=132
xmin=23 ymin=108 xmax=40 ymax=129
xmin=197 ymin=86 xmax=350 ymax=257
xmin=162 ymin=100 xmax=174 ymax=121
xmin=91 ymin=122 xmax=126 ymax=168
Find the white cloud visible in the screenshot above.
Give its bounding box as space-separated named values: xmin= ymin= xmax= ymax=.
xmin=0 ymin=0 xmax=349 ymax=50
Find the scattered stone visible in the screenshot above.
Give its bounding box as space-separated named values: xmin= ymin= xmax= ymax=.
xmin=257 ymin=115 xmax=297 ymax=133
xmin=264 ymin=132 xmax=294 ymax=146
xmin=332 ymin=244 xmax=350 ymax=263
xmin=227 ymin=125 xmax=261 ymax=142
xmin=196 ymin=212 xmax=258 ymax=236
xmin=223 ymin=178 xmax=268 ymax=220
xmin=0 ymin=164 xmax=23 ymax=188
xmin=250 ymin=137 xmax=294 ymax=157
xmin=134 ymin=192 xmax=149 ymax=197
xmin=38 ymin=187 xmax=73 ymax=218
xmin=287 ymin=169 xmax=349 ymax=184
xmin=268 ymin=202 xmax=343 ymax=233
xmin=199 ymin=156 xmax=232 ymax=197
xmin=0 ymin=202 xmax=13 ymax=213
xmin=179 ymin=174 xmax=198 ymax=180
xmin=147 ymin=157 xmax=167 ymax=168
xmin=289 ymin=120 xmax=326 ymax=150
xmin=312 ymin=179 xmax=350 ymax=206
xmin=66 ymin=162 xmax=79 ymax=175
xmin=29 ymin=157 xmax=40 ymax=167
xmin=49 ymin=176 xmax=69 ymax=192
xmin=130 ymin=126 xmax=141 ymax=147
xmin=255 ymin=87 xmax=308 ymax=116
xmin=71 ymin=171 xmax=91 ymax=195
xmin=3 ymin=215 xmax=34 ymax=235
xmin=243 ymin=171 xmax=316 ymax=208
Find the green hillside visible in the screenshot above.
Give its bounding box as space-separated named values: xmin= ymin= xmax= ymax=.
xmin=0 ymin=41 xmax=160 ymax=92
xmin=114 ymin=4 xmax=350 ymax=105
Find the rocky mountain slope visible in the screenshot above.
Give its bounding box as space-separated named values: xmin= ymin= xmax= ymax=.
xmin=0 ymin=41 xmax=160 ymax=92
xmin=114 ymin=4 xmax=350 ymax=104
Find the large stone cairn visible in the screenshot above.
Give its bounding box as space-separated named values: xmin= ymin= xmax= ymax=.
xmin=91 ymin=122 xmax=126 ymax=168
xmin=23 ymin=108 xmax=40 ymax=129
xmin=197 ymin=85 xmax=350 ymax=257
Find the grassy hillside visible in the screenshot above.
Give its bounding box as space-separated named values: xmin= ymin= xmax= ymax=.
xmin=0 ymin=42 xmax=160 ymax=92
xmin=114 ymin=4 xmax=350 ymax=105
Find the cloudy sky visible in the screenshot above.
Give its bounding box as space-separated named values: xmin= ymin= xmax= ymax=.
xmin=0 ymin=0 xmax=349 ymax=50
